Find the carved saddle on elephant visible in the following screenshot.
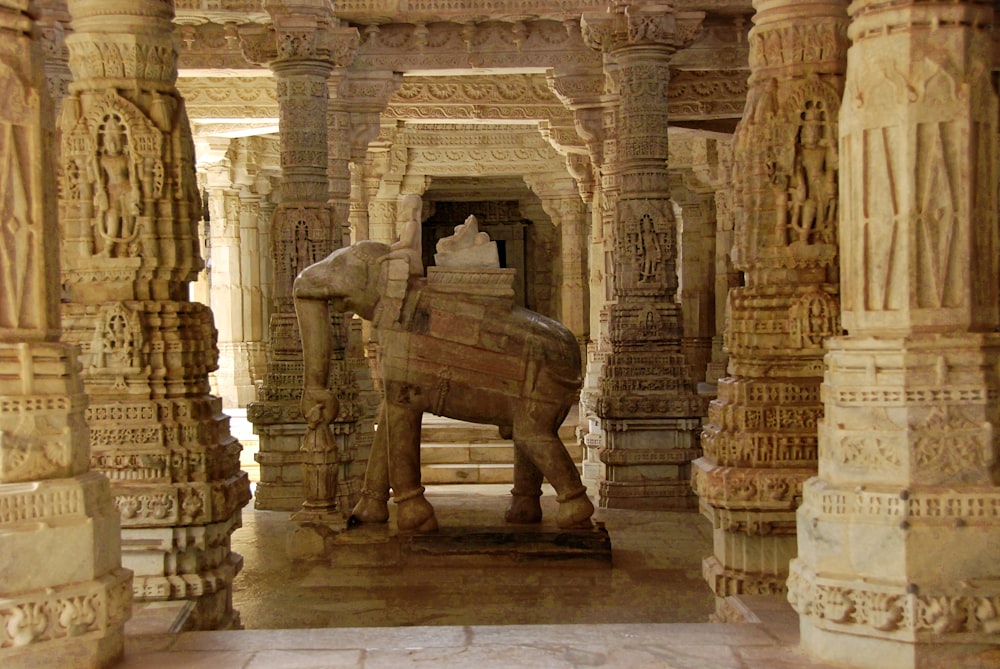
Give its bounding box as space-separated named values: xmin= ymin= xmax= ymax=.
xmin=372 ymin=257 xmax=583 ymax=429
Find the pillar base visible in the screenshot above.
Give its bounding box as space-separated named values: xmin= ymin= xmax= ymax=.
xmin=0 ymin=474 xmax=132 ymax=668
xmin=799 ymin=610 xmax=1000 ymax=669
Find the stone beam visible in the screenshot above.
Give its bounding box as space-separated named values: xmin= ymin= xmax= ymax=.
xmin=178 ymin=70 xmax=749 ymax=131
xmin=173 ymin=15 xmax=751 ymax=78
xmin=402 ymin=124 xmax=566 ymax=176
xmin=174 ymin=0 xmax=754 ymax=25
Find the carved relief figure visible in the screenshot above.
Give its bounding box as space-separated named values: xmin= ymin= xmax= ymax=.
xmin=294 ymin=239 xmax=594 ymax=533
xmin=292 ymin=220 xmax=312 ymax=276
xmin=93 ymin=116 xmax=141 ymax=257
xmin=90 ymin=303 xmax=141 ymax=372
xmin=786 ymin=100 xmax=837 ymax=245
xmin=638 ymin=214 xmax=661 ymax=282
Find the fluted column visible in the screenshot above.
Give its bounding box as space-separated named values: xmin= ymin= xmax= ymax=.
xmin=789 ymin=3 xmax=1000 ymax=666
xmin=0 ymin=1 xmax=130 ymax=665
xmin=241 ymin=2 xmax=359 ymax=511
xmin=548 ymin=62 xmax=611 ymax=492
xmin=57 ymin=0 xmax=249 ymax=630
xmin=366 ymin=121 xmax=408 ymax=246
xmin=582 ymin=1 xmax=707 ymax=509
xmin=692 ymin=0 xmax=849 ymax=615
xmin=671 ymin=169 xmax=717 ymax=390
xmin=528 ymin=174 xmax=590 ymax=355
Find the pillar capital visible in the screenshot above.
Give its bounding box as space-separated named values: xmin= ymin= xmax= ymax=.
xmin=582 ymin=2 xmax=704 ymax=57
xmin=238 ymin=9 xmax=359 ymax=71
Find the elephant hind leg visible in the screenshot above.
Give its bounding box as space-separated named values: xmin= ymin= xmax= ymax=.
xmin=513 ymin=419 xmax=594 ymax=530
xmin=505 ymin=442 xmax=543 ymax=524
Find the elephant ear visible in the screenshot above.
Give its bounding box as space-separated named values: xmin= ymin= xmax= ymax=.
xmin=371 ymin=255 xmax=410 ymax=329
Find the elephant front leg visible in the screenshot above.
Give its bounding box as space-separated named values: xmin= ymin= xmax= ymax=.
xmin=385 ymin=399 xmax=438 ymax=532
xmin=349 ymin=402 xmax=390 ymax=526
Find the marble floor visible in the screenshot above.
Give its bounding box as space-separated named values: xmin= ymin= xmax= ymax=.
xmin=118 ymin=415 xmax=846 ymax=668
xmin=229 ymin=484 xmax=717 ymax=629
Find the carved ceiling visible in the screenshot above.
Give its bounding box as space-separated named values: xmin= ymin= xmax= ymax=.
xmin=175 ymin=2 xmax=754 ymax=198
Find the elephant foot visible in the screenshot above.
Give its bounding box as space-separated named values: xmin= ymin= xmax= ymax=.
xmin=394 ymin=486 xmax=438 ymax=533
xmin=556 ymin=487 xmax=595 ymax=530
xmin=348 ymin=488 xmax=390 ymax=526
xmin=504 ymin=492 xmax=542 ymax=524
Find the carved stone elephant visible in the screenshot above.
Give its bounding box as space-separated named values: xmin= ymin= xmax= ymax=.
xmin=294 ymin=240 xmax=594 ymax=532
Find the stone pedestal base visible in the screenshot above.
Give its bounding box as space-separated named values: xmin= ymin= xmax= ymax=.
xmin=287 ymin=522 xmax=612 ymax=569
xmin=789 ymin=479 xmax=1000 ymax=669
xmin=252 ymin=418 xmax=307 ymax=511
xmin=598 ymin=417 xmax=702 ymax=510
xmin=123 ymin=512 xmax=244 ymax=630
xmin=698 ymin=502 xmax=797 ymax=609
xmin=215 ymin=342 xmax=265 ymax=409
xmin=0 ymin=473 xmax=132 ymax=668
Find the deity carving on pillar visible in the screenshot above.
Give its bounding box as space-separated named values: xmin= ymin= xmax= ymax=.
xmin=61 ymin=92 xmax=166 ymax=263
xmin=93 ymin=117 xmax=141 ymax=257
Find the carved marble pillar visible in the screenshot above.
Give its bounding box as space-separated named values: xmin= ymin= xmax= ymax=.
xmin=671 ymin=169 xmax=717 ymax=391
xmin=548 ymin=64 xmax=611 ymax=491
xmin=305 ymin=69 xmax=396 ymax=516
xmin=527 ymin=174 xmax=590 ymax=355
xmin=367 ymin=121 xmax=408 ymax=246
xmin=242 ymin=4 xmax=359 ymax=511
xmin=0 ymin=2 xmax=131 ymax=665
xmin=789 ymin=2 xmax=1000 ymax=666
xmin=692 ymin=0 xmax=849 ymax=614
xmin=705 ymin=139 xmax=736 ymax=387
xmin=58 ymin=0 xmax=250 ymax=629
xmin=582 ymin=2 xmax=707 ymax=510
xmin=203 ymin=138 xmax=269 ymax=409
xmin=204 ymin=164 xmax=244 ymax=407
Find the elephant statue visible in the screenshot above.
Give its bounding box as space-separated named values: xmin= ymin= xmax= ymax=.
xmin=294 ymin=239 xmax=594 ymax=532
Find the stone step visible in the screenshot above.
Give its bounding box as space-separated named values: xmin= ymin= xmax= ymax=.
xmin=421 ymin=441 xmax=584 ymax=465
xmin=421 ymin=463 xmax=514 ymax=485
xmin=420 ymin=414 xmax=579 ymax=444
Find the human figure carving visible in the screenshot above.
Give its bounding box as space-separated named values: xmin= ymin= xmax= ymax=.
xmin=294 ymin=238 xmax=594 ymax=532
xmin=638 ymin=215 xmax=661 ymax=282
xmin=787 ymin=101 xmax=837 ymax=245
xmin=94 ymin=117 xmax=140 ymax=257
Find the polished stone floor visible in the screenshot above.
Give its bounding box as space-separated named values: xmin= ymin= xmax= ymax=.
xmin=119 ymin=416 xmax=846 ymax=668
xmin=230 ymin=484 xmax=716 ymax=629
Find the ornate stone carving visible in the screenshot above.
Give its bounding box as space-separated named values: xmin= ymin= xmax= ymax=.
xmin=0 ymin=1 xmax=130 ymax=665
xmin=789 ymin=2 xmax=1000 ymax=666
xmin=58 ymin=0 xmax=250 ymax=630
xmin=694 ymin=0 xmax=849 ymax=614
xmin=295 ymin=233 xmax=594 ymax=532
